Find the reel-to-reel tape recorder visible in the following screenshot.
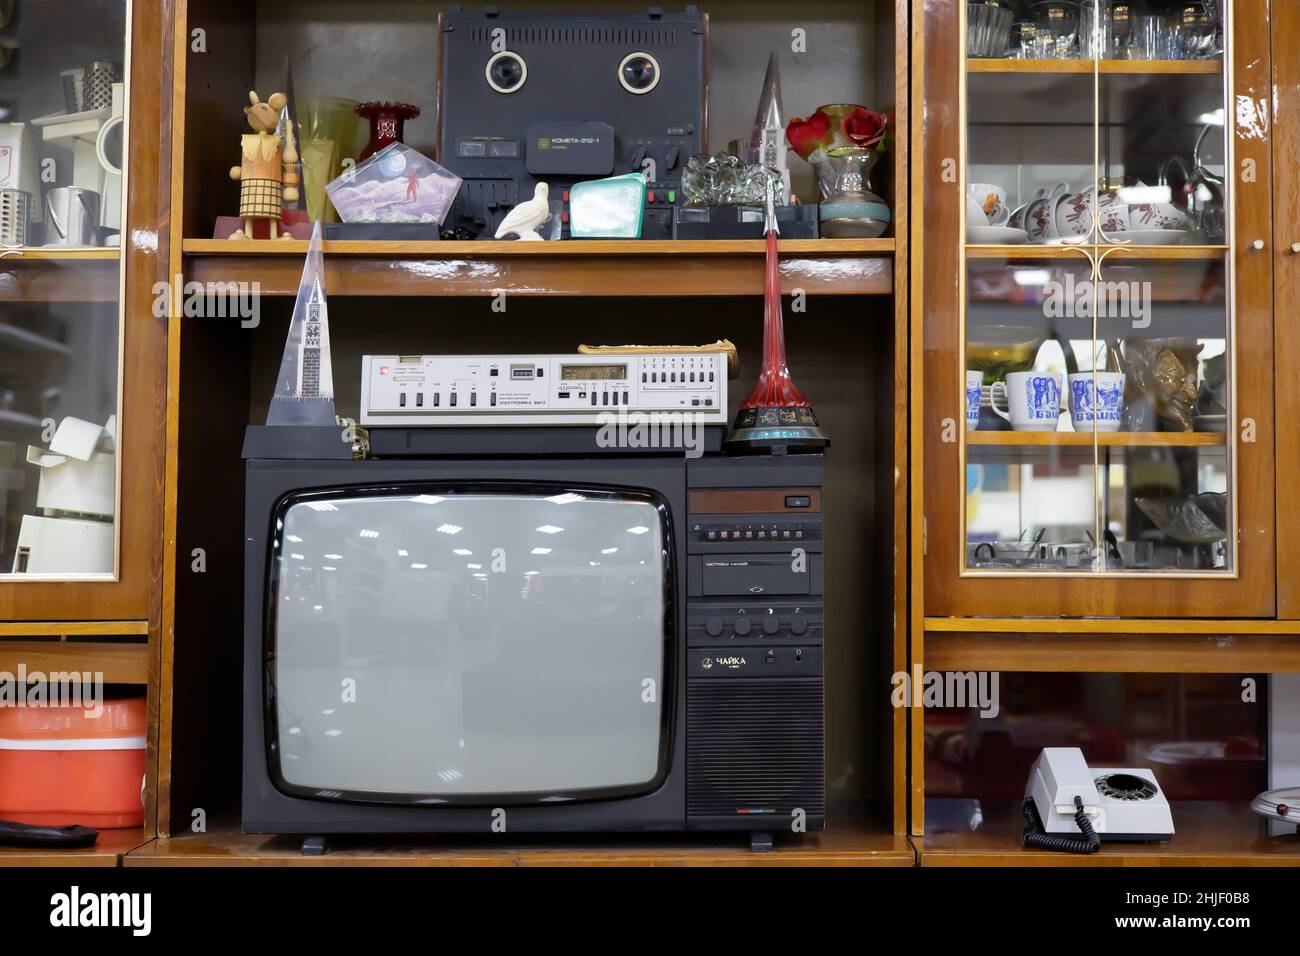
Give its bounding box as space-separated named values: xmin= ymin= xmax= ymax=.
xmin=437 ymin=6 xmax=707 ymax=239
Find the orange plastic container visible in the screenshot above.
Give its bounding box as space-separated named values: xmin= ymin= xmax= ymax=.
xmin=0 ymin=697 xmax=146 ymax=828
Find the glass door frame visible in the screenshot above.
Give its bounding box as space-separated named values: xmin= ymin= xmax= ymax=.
xmin=1 ymin=0 xmax=136 ymax=584
xmin=919 ymin=0 xmax=1275 ymax=617
xmin=958 ymin=0 xmax=1238 ymax=579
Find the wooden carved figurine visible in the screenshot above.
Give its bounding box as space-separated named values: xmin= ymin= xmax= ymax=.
xmin=228 ymin=90 xmax=299 ymax=240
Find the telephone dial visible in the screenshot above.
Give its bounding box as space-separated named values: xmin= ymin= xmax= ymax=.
xmin=1023 ymin=747 xmax=1174 ymax=854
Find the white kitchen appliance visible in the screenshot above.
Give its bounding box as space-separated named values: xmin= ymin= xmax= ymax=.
xmin=1022 ymin=747 xmax=1174 ymax=853
xmin=12 ymin=416 xmax=116 ymax=575
xmin=0 ymin=123 xmax=42 ymax=232
xmin=95 ymin=82 xmax=125 ymax=244
xmin=361 ymin=352 xmax=729 ymax=427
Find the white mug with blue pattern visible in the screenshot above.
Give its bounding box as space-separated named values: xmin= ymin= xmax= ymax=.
xmin=1068 ymin=372 xmax=1125 ymax=433
xmin=966 ymin=371 xmax=983 ymax=430
xmin=990 ymin=371 xmax=1063 ymax=432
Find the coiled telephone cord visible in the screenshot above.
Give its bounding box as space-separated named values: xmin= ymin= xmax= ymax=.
xmin=1021 ymin=795 xmax=1102 ymax=854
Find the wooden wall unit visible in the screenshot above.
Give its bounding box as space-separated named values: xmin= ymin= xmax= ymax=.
xmin=909 ymin=0 xmax=1300 ymax=865
xmin=145 ymin=0 xmax=915 ymax=865
xmin=0 ymin=0 xmax=173 ymax=864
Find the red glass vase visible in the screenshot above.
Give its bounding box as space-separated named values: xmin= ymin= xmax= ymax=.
xmin=355 ymin=102 xmax=421 ymax=162
xmin=726 ymin=196 xmax=829 ymax=452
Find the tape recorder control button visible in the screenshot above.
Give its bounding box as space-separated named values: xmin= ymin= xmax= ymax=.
xmin=733 ymin=618 xmax=752 ymax=637
xmin=705 ymin=618 xmax=724 ymax=637
xmin=789 ymin=617 xmax=809 ymax=636
xmin=762 ymin=617 xmax=780 ymax=636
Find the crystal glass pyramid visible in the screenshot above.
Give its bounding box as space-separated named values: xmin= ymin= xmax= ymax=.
xmin=267 ymin=221 xmax=336 ymax=426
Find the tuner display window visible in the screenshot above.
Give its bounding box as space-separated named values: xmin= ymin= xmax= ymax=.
xmin=561 ymin=364 xmax=627 ymax=381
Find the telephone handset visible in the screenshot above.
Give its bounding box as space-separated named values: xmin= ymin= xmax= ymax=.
xmin=1023 ymin=748 xmax=1174 ymax=854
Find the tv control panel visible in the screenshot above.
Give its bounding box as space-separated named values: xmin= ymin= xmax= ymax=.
xmin=361 ymin=353 xmax=728 ymax=426
xmin=684 ymin=456 xmax=826 ymax=830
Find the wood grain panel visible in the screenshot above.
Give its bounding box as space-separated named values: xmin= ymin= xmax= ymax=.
xmin=1274 ymin=0 xmax=1300 ymax=615
xmin=920 ymin=800 xmax=1300 ymax=867
xmin=183 ymin=246 xmax=895 ymax=297
xmin=0 ymin=621 xmax=148 ymax=637
xmin=887 ymin=0 xmax=912 ymax=838
xmin=0 ymin=828 xmax=150 ymax=868
xmin=925 ymin=631 xmax=1300 ymax=673
xmin=967 ymin=59 xmax=1222 ymax=75
xmin=124 ymin=812 xmax=913 ymax=867
xmin=0 ymin=640 xmax=150 ymax=684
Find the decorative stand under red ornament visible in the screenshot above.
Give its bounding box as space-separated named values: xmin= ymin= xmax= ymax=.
xmin=726 ymin=181 xmax=830 ymax=453
xmin=355 ymin=101 xmax=420 ymax=162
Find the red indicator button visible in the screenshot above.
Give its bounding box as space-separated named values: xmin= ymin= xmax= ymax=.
xmin=562 ymin=190 xmax=570 ymax=203
xmin=562 ymin=211 xmax=569 ymax=224
xmin=647 ymin=190 xmax=655 ymax=203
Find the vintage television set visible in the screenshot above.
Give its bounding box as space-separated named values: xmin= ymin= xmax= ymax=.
xmin=241 ymin=428 xmax=825 ymax=850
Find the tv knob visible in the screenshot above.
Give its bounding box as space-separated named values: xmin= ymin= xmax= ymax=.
xmin=789 ymin=616 xmax=809 ymax=636
xmin=704 ymin=618 xmax=724 ymax=637
xmin=733 ymin=618 xmax=752 ymax=637
xmin=762 ymin=617 xmax=780 ymax=636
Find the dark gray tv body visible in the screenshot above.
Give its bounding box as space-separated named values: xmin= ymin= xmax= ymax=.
xmin=242 ymin=428 xmax=823 ymax=837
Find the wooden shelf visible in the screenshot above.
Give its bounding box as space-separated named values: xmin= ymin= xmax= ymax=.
xmin=181 ymin=238 xmax=896 ymax=297
xmin=967 ymin=431 xmax=1226 ymax=447
xmin=0 ymin=620 xmax=149 ymax=637
xmin=925 ymin=629 xmax=1300 ymax=673
xmin=967 ymin=58 xmax=1223 ymax=75
xmin=0 ymin=253 xmax=120 ymax=302
xmin=0 ymin=248 xmax=120 ymax=260
xmin=0 ymin=827 xmax=149 ymax=868
xmin=920 ymin=800 xmax=1300 ymax=867
xmin=125 ymin=811 xmax=913 ymax=867
xmin=926 ymin=617 xmax=1300 ymax=635
xmin=0 ymin=640 xmax=150 ymax=684
xmin=966 ymin=244 xmax=1227 ymax=260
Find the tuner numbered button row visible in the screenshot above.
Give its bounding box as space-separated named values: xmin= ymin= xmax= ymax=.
xmin=705 ymin=529 xmax=805 ymax=540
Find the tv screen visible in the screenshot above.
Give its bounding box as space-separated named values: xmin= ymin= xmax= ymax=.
xmin=267 ymin=484 xmax=671 ymax=803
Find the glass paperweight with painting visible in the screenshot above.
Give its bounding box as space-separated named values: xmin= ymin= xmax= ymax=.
xmin=325 ymin=142 xmax=461 ymax=225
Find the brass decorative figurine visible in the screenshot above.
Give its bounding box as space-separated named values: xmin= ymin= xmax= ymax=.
xmin=229 ymin=90 xmax=300 ymax=240
xmin=726 ymin=179 xmax=829 ymax=452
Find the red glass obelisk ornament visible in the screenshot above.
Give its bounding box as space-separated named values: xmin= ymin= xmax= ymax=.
xmin=726 ymin=180 xmax=829 ymax=452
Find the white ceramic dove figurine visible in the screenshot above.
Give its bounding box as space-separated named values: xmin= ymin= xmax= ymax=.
xmin=494 ymin=182 xmax=551 ymax=240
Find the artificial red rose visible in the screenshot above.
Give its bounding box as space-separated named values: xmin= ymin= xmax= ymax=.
xmin=841 ymin=107 xmax=887 ymax=150
xmin=785 ymin=110 xmax=833 ymax=160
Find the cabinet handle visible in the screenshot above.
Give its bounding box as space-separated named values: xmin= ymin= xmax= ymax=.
xmin=1291 ymin=242 xmax=1300 ymax=255
xmin=1251 ymin=239 xmax=1265 ymax=251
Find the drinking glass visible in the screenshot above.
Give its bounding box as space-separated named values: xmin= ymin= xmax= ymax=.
xmin=1127 ymin=14 xmax=1170 ymax=60
xmin=968 ymin=2 xmax=1014 ymax=58
xmin=1106 ymin=0 xmax=1134 ymax=57
xmin=1031 ymin=1 xmax=1080 ymax=59
xmin=1010 ymin=19 xmax=1038 ymax=58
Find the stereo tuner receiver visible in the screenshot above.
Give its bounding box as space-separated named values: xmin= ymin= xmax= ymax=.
xmin=361 ymin=353 xmax=729 ymax=426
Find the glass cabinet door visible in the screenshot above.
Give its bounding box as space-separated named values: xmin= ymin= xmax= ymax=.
xmin=959 ymin=0 xmax=1238 ymax=580
xmin=0 ymin=0 xmax=129 ymax=582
